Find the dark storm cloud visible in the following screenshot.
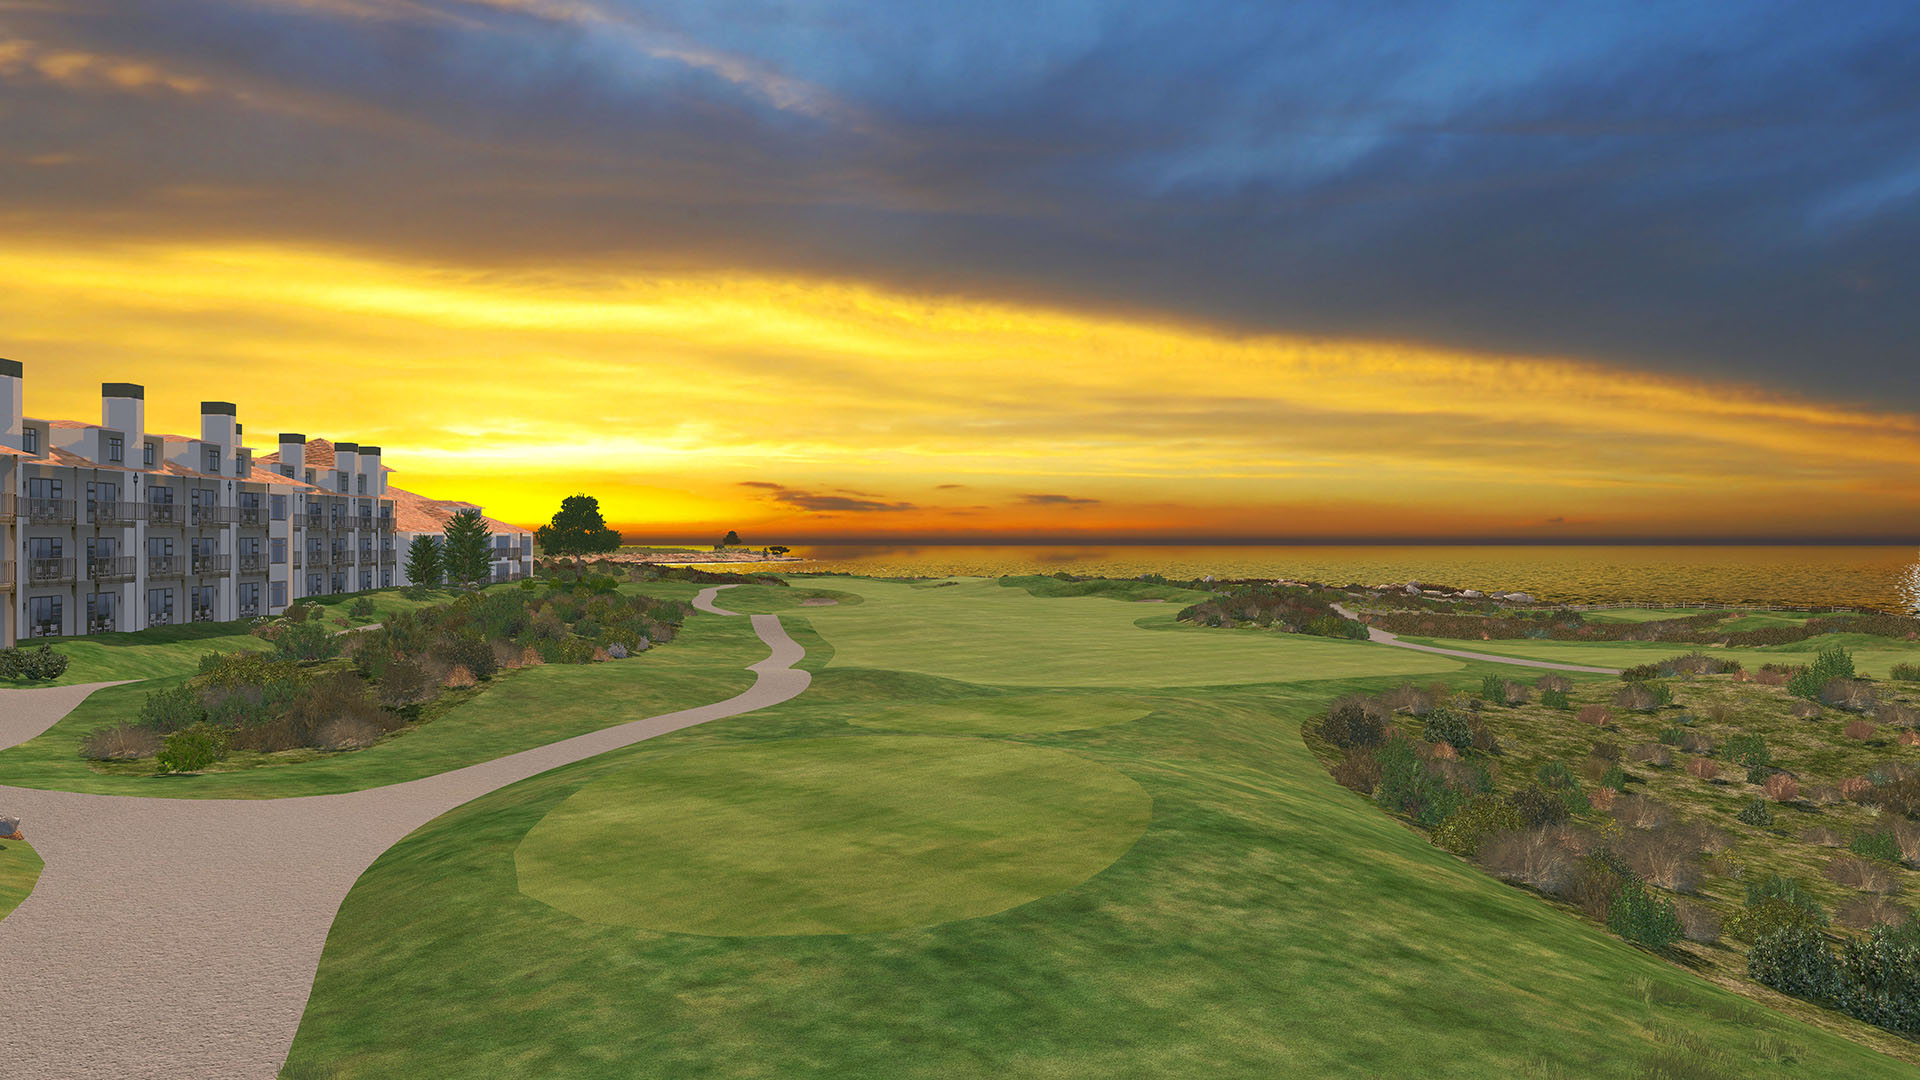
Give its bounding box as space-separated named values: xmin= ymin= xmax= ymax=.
xmin=1020 ymin=494 xmax=1101 ymax=506
xmin=740 ymin=482 xmax=915 ymax=513
xmin=5 ymin=0 xmax=1920 ymax=398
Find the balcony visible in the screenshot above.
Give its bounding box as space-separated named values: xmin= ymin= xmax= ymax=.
xmin=191 ymin=606 xmax=216 ymax=623
xmin=356 ymin=515 xmax=374 ymax=532
xmin=89 ymin=501 xmax=146 ymax=526
xmin=0 ymin=493 xmax=14 ymax=522
xmin=25 ymin=498 xmax=76 ymax=525
xmin=147 ymin=610 xmax=174 ymax=627
xmin=147 ymin=554 xmax=183 ymax=577
xmin=190 ymin=505 xmax=236 ymax=527
xmin=237 ymin=552 xmax=267 ymax=574
xmin=87 ymin=616 xmax=116 ymax=634
xmin=147 ymin=502 xmax=183 ymax=526
xmin=290 ymin=552 xmax=303 ymax=569
xmin=30 ymin=621 xmax=62 ymax=639
xmin=236 ymin=506 xmax=268 ymax=528
xmin=0 ymin=561 xmax=13 ymax=589
xmin=192 ymin=554 xmax=231 ymax=575
xmin=89 ymin=556 xmax=138 ymax=583
xmin=379 ymin=550 xmax=398 ymax=566
xmin=302 ymin=511 xmax=324 ymax=530
xmin=326 ymin=550 xmax=350 ymax=567
xmin=377 ymin=513 xmax=395 ymax=532
xmin=238 ymin=602 xmax=261 ymax=619
xmin=27 ymin=557 xmax=76 ymax=585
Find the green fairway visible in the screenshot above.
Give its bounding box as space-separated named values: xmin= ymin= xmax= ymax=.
xmin=803 ymin=577 xmax=1458 ymax=687
xmin=1577 ymin=606 xmax=1734 ymax=623
xmin=0 ymin=838 xmax=41 ymax=922
xmin=515 ymin=735 xmax=1151 ymax=936
xmin=0 ymin=613 xmax=769 ymax=798
xmin=845 ymin=692 xmax=1154 ymax=734
xmin=5 ymin=623 xmax=270 ymax=686
xmin=1401 ymin=630 xmax=1920 ymax=675
xmin=287 ymin=582 xmax=1920 ymax=1079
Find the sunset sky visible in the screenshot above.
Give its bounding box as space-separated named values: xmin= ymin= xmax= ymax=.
xmin=4 ymin=1 xmax=1919 ymax=542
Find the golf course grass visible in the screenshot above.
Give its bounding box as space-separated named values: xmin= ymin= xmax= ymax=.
xmin=283 ymin=582 xmax=1920 ymax=1079
xmin=1400 ymin=630 xmax=1920 ymax=677
xmin=0 ymin=838 xmax=41 ymax=923
xmin=803 ymin=577 xmax=1460 ymax=687
xmin=515 ymin=735 xmax=1152 ymax=936
xmin=845 ymin=692 xmax=1155 ymax=734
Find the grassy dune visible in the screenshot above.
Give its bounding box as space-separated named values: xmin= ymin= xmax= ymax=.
xmin=285 ymin=585 xmax=1920 ymax=1079
xmin=1402 ymin=631 xmax=1920 ymax=677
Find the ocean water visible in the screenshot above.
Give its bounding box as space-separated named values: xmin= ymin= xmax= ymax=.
xmin=767 ymin=545 xmax=1920 ymax=612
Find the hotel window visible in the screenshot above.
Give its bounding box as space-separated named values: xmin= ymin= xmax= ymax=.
xmin=271 ymin=581 xmax=287 ymax=607
xmin=381 ymin=569 xmax=393 ymax=588
xmin=204 ymin=446 xmax=221 ymax=474
xmin=360 ymin=569 xmax=373 ymax=591
xmin=23 ymin=427 xmax=38 ymax=453
xmin=29 ymin=596 xmax=62 ymax=637
xmin=107 ymin=435 xmax=124 ymax=462
xmin=27 ymin=476 xmax=62 ymax=501
xmin=336 ymin=470 xmax=348 ymax=492
xmin=272 ymin=538 xmax=287 ymax=564
xmin=357 ymin=473 xmax=367 ymax=494
xmin=148 ymin=588 xmax=174 ymax=625
xmin=144 ymin=442 xmax=157 ymax=468
xmin=271 ymin=494 xmax=287 ymax=521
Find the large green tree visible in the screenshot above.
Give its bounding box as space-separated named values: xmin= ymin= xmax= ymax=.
xmin=404 ymin=534 xmax=443 ymax=591
xmin=534 ymin=494 xmax=621 ymax=571
xmin=442 ymin=509 xmax=494 ymax=589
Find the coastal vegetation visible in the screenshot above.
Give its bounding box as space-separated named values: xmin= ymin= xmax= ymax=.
xmin=1305 ymin=643 xmax=1920 ymax=1044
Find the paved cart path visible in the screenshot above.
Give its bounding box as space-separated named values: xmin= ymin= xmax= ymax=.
xmin=1331 ymin=604 xmax=1623 ymax=675
xmin=0 ymin=586 xmax=807 ymax=1080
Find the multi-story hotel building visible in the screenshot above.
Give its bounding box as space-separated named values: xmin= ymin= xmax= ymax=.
xmin=0 ymin=361 xmax=534 ymax=647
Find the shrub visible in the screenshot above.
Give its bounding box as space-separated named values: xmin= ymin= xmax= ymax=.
xmin=1617 ymin=826 xmax=1703 ymax=893
xmin=1535 ymin=674 xmax=1572 ymax=693
xmin=1814 ymin=644 xmax=1857 ymax=681
xmin=1431 ymin=794 xmax=1523 ymax=856
xmin=376 ymin=658 xmax=433 ymax=708
xmin=1608 ymin=876 xmax=1683 ymax=948
xmin=1845 ymin=719 xmax=1877 ymax=741
xmin=1826 ymin=679 xmax=1878 ymax=712
xmin=1614 ymin=794 xmax=1671 ymax=830
xmin=1748 ymin=926 xmax=1842 ymax=1004
xmin=1577 ymin=704 xmax=1612 ymax=728
xmin=1678 ymin=731 xmax=1714 ymax=754
xmin=1589 ymin=786 xmax=1616 ymax=811
xmin=1421 ymin=706 xmax=1472 ymax=752
xmin=1657 ymin=726 xmax=1686 ymax=745
xmin=435 ymin=633 xmax=499 ymax=681
xmin=1477 ymin=826 xmax=1575 ymax=893
xmin=1628 ymin=743 xmax=1672 ymax=768
xmin=1330 ymin=748 xmax=1381 ymax=795
xmin=1501 ymin=680 xmax=1530 ymax=706
xmin=606 ymin=642 xmax=629 ymax=659
xmin=1828 ymin=854 xmax=1901 ymax=895
xmin=314 ymin=715 xmax=382 ymax=751
xmin=1677 ymin=901 xmax=1722 ymax=944
xmin=80 ymin=723 xmax=162 ymax=761
xmin=1723 ymin=733 xmax=1769 ymax=770
xmin=273 ymin=620 xmax=340 ymax=663
xmin=1613 ymin=682 xmax=1667 ymax=712
xmin=157 ymin=724 xmax=228 ymax=774
xmin=1863 ymin=773 xmax=1920 ymax=817
xmin=1727 ymin=876 xmax=1828 ymax=941
xmin=286 ymin=671 xmax=388 ymax=746
xmin=1837 ymin=896 xmax=1911 ymax=932
xmin=1803 ymin=826 xmax=1848 ymax=847
xmin=1479 ymin=674 xmax=1506 ymax=702
xmin=1892 ymin=662 xmax=1920 ymax=682
xmin=348 ymin=596 xmax=376 ymax=618
xmin=1902 ymin=730 xmax=1920 ymax=747
xmin=443 ymin=664 xmax=478 ymax=689
xmin=1835 ymin=924 xmax=1920 ymax=1037
xmin=1685 ymin=757 xmax=1721 ymax=782
xmin=1852 ymin=829 xmax=1903 ymax=863
xmin=1753 ymin=669 xmax=1789 ymax=686
xmin=1737 ymin=797 xmax=1775 ymax=827
xmin=1508 ymin=784 xmax=1570 ymax=828
xmin=1541 ymin=688 xmax=1570 ymax=710
xmin=1375 ymin=738 xmax=1461 ymax=826
xmin=1841 ymin=775 xmax=1874 ymax=801
xmin=0 ymin=645 xmax=70 ymax=682
xmin=1764 ymin=773 xmax=1800 ymax=802
xmin=1597 ymin=763 xmax=1628 ymax=793
xmin=1790 ymin=700 xmax=1823 ymax=720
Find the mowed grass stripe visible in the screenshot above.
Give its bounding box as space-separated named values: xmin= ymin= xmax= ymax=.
xmin=514 ymin=736 xmax=1152 ymax=936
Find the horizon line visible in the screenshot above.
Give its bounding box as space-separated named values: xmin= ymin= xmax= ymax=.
xmin=570 ymin=533 xmax=1920 ymax=548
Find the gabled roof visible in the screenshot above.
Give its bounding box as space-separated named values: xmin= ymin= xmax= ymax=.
xmin=386 ymin=485 xmax=530 ymax=536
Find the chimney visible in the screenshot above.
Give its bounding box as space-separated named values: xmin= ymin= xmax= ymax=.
xmin=277 ymin=433 xmax=305 ymax=477
xmin=0 ymin=358 xmax=20 ymax=451
xmin=102 ymin=382 xmax=145 ymax=442
xmin=200 ymin=401 xmax=238 ymax=449
xmin=359 ymin=445 xmax=383 ymax=495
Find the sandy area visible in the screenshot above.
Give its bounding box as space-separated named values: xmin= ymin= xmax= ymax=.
xmin=0 ymin=586 xmax=808 ymax=1079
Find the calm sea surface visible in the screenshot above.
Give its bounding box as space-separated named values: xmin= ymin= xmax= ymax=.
xmin=764 ymin=545 xmax=1920 ymax=612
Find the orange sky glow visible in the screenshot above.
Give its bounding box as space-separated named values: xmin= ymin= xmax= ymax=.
xmin=7 ymin=238 xmax=1919 ymax=543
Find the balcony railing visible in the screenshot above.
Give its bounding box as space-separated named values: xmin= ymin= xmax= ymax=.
xmin=25 ymin=498 xmax=76 ymax=524
xmin=147 ymin=554 xmax=183 ymax=577
xmin=377 ymin=514 xmax=395 ymax=531
xmin=89 ymin=501 xmax=146 ymax=526
xmin=192 ymin=606 xmax=216 ymax=623
xmin=147 ymin=502 xmax=183 ymax=526
xmin=238 ymin=602 xmax=261 ymax=618
xmin=87 ymin=616 xmax=116 ymax=634
xmin=31 ymin=621 xmax=62 ymax=639
xmin=236 ymin=506 xmax=267 ymax=528
xmin=0 ymin=493 xmax=14 ymax=522
xmin=89 ymin=556 xmax=138 ymax=582
xmin=303 ymin=510 xmax=324 ymax=529
xmin=379 ymin=550 xmax=397 ymax=565
xmin=147 ymin=610 xmax=174 ymax=627
xmin=237 ymin=552 xmax=266 ymax=574
xmin=357 ymin=515 xmax=374 ymax=531
xmin=190 ymin=505 xmax=236 ymax=527
xmin=0 ymin=561 xmax=14 ymax=589
xmin=192 ymin=554 xmax=231 ymax=575
xmin=331 ymin=550 xmax=353 ymax=567
xmin=27 ymin=557 xmax=75 ymax=585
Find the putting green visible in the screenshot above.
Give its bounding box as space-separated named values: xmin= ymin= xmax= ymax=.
xmin=515 ymin=736 xmax=1151 ymax=936
xmin=846 ymin=693 xmax=1155 ymax=734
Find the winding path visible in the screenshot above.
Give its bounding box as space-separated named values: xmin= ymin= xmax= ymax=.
xmin=0 ymin=586 xmax=808 ymax=1080
xmin=1332 ymin=604 xmax=1623 ymax=675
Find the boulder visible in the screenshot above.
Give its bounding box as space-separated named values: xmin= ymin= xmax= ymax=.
xmin=1 ymin=816 xmax=20 ymax=841
xmin=1459 ymin=589 xmax=1484 ymax=599
xmin=606 ymin=642 xmax=629 ymax=660
xmin=1505 ymin=592 xmax=1535 ymax=604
